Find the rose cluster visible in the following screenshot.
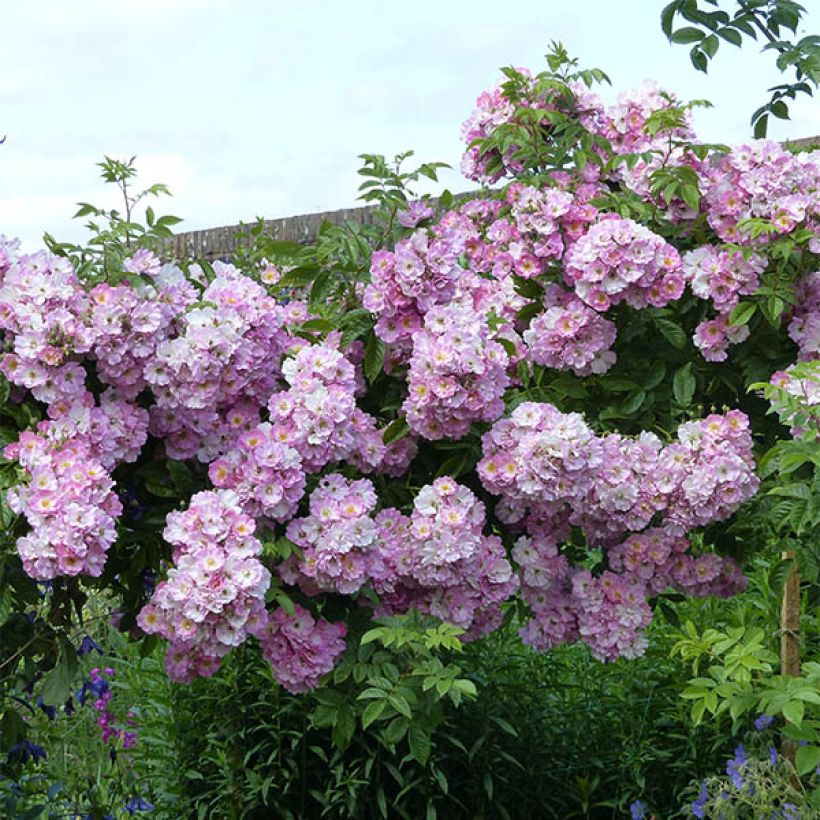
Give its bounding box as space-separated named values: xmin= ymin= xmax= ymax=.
xmin=281 ymin=474 xmax=381 ymax=594
xmin=523 ymin=284 xmax=616 ymax=376
xmin=42 ymin=388 xmax=149 ymax=470
xmin=562 ymin=215 xmax=684 ymax=311
xmin=513 ymin=534 xmax=652 ymax=661
xmin=0 ymin=251 xmax=94 ymax=403
xmin=608 ymin=528 xmax=745 ymax=598
xmin=137 ymin=490 xmax=271 ymax=683
xmin=700 ymin=140 xmax=819 ymax=243
xmin=404 ymin=297 xmax=510 ymax=440
xmin=683 ymin=245 xmax=767 ymax=360
xmin=257 ymin=604 xmax=347 ymax=694
xmin=209 ymin=422 xmax=306 ymax=524
xmin=372 ymin=478 xmax=518 ymax=639
xmin=5 ymin=433 xmax=121 ymax=579
xmin=266 ymin=341 xmax=358 ymax=471
xmin=788 ymin=271 xmax=820 ymax=361
xmin=479 ymin=403 xmax=758 ymax=548
xmin=146 ymin=263 xmax=289 ymax=460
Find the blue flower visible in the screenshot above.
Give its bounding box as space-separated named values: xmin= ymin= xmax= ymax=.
xmin=125 ymin=797 xmax=154 ymax=814
xmin=691 ymin=780 xmax=708 ymax=818
xmin=726 ymin=744 xmax=747 ymax=789
xmin=769 ymin=745 xmax=778 ymax=766
xmin=77 ymin=635 xmax=103 ymax=657
xmin=77 ymin=677 xmax=109 ymax=706
xmin=629 ymin=800 xmax=647 ymax=819
xmin=781 ymin=803 xmax=800 ymax=820
xmin=754 ymin=714 xmax=774 ymax=731
xmin=6 ymin=740 xmax=47 ymax=765
xmin=36 ymin=697 xmax=56 ymax=721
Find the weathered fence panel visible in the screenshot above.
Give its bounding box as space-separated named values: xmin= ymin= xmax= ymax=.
xmin=164 ymin=135 xmax=819 ymax=261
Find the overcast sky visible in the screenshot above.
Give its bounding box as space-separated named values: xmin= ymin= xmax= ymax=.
xmin=2 ymin=0 xmax=818 ymax=248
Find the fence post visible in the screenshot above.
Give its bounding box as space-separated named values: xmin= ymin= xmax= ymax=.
xmin=780 ymin=551 xmax=800 ymax=769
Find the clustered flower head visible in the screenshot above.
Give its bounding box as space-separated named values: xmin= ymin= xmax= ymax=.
xmin=692 ymin=313 xmax=752 ymax=362
xmin=563 ymin=215 xmax=684 ymax=311
xmin=523 ymin=284 xmax=616 ymax=376
xmin=480 ymin=403 xmax=758 ymax=553
xmin=573 ymin=431 xmax=665 ymax=544
xmin=701 ymin=140 xmax=820 ymax=243
xmin=0 ymin=251 xmax=94 ymax=403
xmin=788 ymin=270 xmax=820 ymax=361
xmin=137 ymin=490 xmax=271 ymax=683
xmin=363 ymin=230 xmax=465 ymax=352
xmin=478 ymin=402 xmax=600 ymax=522
xmin=347 ymin=409 xmax=418 ymax=477
xmin=404 ymin=297 xmax=510 ymax=439
xmin=257 ymin=603 xmax=347 ymax=693
xmin=88 ymin=273 xmax=184 ymax=399
xmin=282 ymin=474 xmax=381 ymax=594
xmin=41 ymin=389 xmax=149 ymax=470
xmin=209 ymin=422 xmax=306 ymax=524
xmin=266 ymin=341 xmax=359 ymax=471
xmin=146 ymin=263 xmax=289 ymax=456
xmin=5 ymin=433 xmax=121 ymax=579
xmin=659 ymin=411 xmax=760 ymax=533
xmin=513 ymin=533 xmax=652 ymax=661
xmin=682 ymin=245 xmax=767 ymax=360
xmin=460 ymin=77 xmax=524 ymax=183
xmin=608 ymin=527 xmax=745 ymax=598
xmin=684 ymin=245 xmax=766 ymax=314
xmin=372 ymin=478 xmax=518 ymax=639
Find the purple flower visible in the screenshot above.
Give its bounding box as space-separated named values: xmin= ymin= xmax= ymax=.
xmin=77 ymin=635 xmax=103 ymax=657
xmin=726 ymin=744 xmax=747 ymax=789
xmin=769 ymin=745 xmax=778 ymax=766
xmin=6 ymin=740 xmax=47 ymax=765
xmin=630 ymin=799 xmax=647 ymax=819
xmin=36 ymin=697 xmax=56 ymax=721
xmin=397 ymin=199 xmax=434 ymax=228
xmin=754 ymin=714 xmax=774 ymax=731
xmin=125 ymin=797 xmax=154 ymax=814
xmin=691 ymin=780 xmax=708 ymax=818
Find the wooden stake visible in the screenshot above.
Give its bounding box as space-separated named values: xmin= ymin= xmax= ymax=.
xmin=781 ymin=551 xmax=800 ymax=770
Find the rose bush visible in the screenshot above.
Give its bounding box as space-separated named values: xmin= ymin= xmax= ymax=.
xmin=0 ymin=46 xmax=817 ymax=774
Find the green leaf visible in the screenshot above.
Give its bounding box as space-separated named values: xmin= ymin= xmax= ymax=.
xmin=796 ymin=744 xmax=820 ymax=775
xmin=278 ymin=265 xmax=318 ymax=289
xmin=717 ymin=27 xmax=743 ymax=46
xmin=382 ymin=418 xmax=410 ymax=445
xmin=40 ymin=641 xmax=79 ymax=706
xmin=364 ymin=332 xmax=385 ymax=383
xmin=728 ymin=302 xmax=757 ymax=327
xmin=408 ymin=726 xmax=431 ymax=765
xmin=381 ymin=717 xmax=409 ymax=745
xmin=145 ymin=479 xmax=178 ymax=499
xmin=673 ymin=363 xmax=696 ymax=406
xmin=388 ymin=693 xmax=412 ymax=719
xmin=622 ymin=389 xmax=647 ymax=415
xmin=655 ymin=318 xmax=687 ymax=349
xmin=782 ymin=698 xmax=805 ymax=726
xmin=671 ymin=27 xmax=705 ymax=44
xmin=362 ymin=699 xmax=386 ymax=729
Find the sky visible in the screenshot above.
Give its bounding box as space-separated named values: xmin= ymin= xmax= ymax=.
xmin=1 ymin=0 xmax=819 ymax=248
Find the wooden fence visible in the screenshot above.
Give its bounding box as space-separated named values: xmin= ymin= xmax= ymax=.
xmin=163 ymin=135 xmax=819 ymax=261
